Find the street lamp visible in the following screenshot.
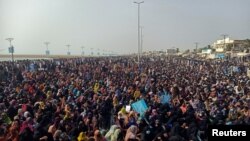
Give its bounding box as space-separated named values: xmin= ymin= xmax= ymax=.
xmin=81 ymin=46 xmax=84 ymax=56
xmin=140 ymin=26 xmax=143 ymax=57
xmin=6 ymin=38 xmax=14 ymax=80
xmin=44 ymin=42 xmax=50 ymax=55
xmin=134 ymin=1 xmax=144 ymax=68
xmin=221 ymin=34 xmax=228 ymax=59
xmin=195 ymin=42 xmax=199 ymax=53
xmin=90 ymin=48 xmax=93 ymax=56
xmin=102 ymin=49 xmax=105 ymax=56
xmin=221 ymin=34 xmax=228 ymax=49
xmin=97 ymin=48 xmax=100 ymax=56
xmin=6 ymin=38 xmax=14 ymax=60
xmin=66 ymin=44 xmax=71 ymax=55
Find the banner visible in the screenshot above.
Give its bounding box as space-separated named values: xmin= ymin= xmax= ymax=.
xmin=215 ymin=53 xmax=225 ymax=59
xmin=131 ymin=99 xmax=148 ymax=116
xmin=233 ymin=66 xmax=240 ymax=72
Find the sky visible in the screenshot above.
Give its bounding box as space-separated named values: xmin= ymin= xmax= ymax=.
xmin=0 ymin=0 xmax=250 ymax=55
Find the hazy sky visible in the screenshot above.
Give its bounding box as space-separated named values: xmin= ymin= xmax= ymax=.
xmin=0 ymin=0 xmax=250 ymax=55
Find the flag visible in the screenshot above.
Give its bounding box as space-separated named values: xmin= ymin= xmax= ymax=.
xmin=160 ymin=94 xmax=171 ymax=104
xmin=131 ymin=99 xmax=148 ymax=117
xmin=233 ymin=66 xmax=240 ymax=72
xmin=29 ymin=63 xmax=35 ymax=72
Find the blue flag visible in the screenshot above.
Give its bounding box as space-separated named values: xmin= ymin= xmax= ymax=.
xmin=29 ymin=63 xmax=35 ymax=72
xmin=131 ymin=99 xmax=148 ymax=117
xmin=233 ymin=66 xmax=240 ymax=72
xmin=160 ymin=90 xmax=171 ymax=104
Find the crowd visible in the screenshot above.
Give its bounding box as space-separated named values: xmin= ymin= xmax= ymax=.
xmin=0 ymin=56 xmax=249 ymax=141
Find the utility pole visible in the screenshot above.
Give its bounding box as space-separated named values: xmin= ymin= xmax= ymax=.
xmin=195 ymin=42 xmax=199 ymax=53
xmin=6 ymin=38 xmax=14 ymax=61
xmin=97 ymin=48 xmax=100 ymax=56
xmin=44 ymin=42 xmax=50 ymax=55
xmin=221 ymin=34 xmax=228 ymax=49
xmin=81 ymin=46 xmax=84 ymax=56
xmin=66 ymin=44 xmax=71 ymax=55
xmin=6 ymin=38 xmax=14 ymax=81
xmin=140 ymin=26 xmax=143 ymax=57
xmin=102 ymin=49 xmax=105 ymax=56
xmin=90 ymin=48 xmax=93 ymax=56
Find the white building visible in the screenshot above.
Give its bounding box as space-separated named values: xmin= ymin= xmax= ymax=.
xmin=212 ymin=37 xmax=248 ymax=52
xmin=212 ymin=37 xmax=234 ymax=52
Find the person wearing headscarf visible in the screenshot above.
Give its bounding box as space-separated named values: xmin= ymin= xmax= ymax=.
xmin=77 ymin=132 xmax=88 ymax=141
xmin=125 ymin=125 xmax=138 ymax=141
xmin=111 ymin=128 xmax=122 ymax=141
xmin=105 ymin=125 xmax=119 ymax=141
xmin=53 ymin=130 xmax=62 ymax=141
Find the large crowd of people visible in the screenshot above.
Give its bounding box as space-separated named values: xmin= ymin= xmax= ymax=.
xmin=0 ymin=56 xmax=249 ymax=141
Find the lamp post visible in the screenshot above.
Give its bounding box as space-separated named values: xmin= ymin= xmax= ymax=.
xmin=81 ymin=46 xmax=84 ymax=56
xmin=66 ymin=44 xmax=71 ymax=55
xmin=44 ymin=42 xmax=50 ymax=55
xmin=140 ymin=26 xmax=143 ymax=57
xmin=6 ymin=38 xmax=14 ymax=60
xmin=6 ymin=38 xmax=14 ymax=81
xmin=195 ymin=42 xmax=199 ymax=53
xmin=97 ymin=48 xmax=100 ymax=56
xmin=102 ymin=49 xmax=105 ymax=56
xmin=90 ymin=48 xmax=93 ymax=56
xmin=134 ymin=1 xmax=144 ymax=68
xmin=221 ymin=34 xmax=228 ymax=59
xmin=221 ymin=34 xmax=228 ymax=48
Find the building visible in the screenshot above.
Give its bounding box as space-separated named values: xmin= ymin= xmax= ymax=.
xmin=201 ymin=48 xmax=212 ymax=54
xmin=212 ymin=37 xmax=249 ymax=53
xmin=166 ymin=49 xmax=177 ymax=55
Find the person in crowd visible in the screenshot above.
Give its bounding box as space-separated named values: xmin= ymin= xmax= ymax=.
xmin=0 ymin=57 xmax=249 ymax=141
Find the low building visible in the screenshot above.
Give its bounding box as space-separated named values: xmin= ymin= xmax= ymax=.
xmin=212 ymin=37 xmax=249 ymax=53
xmin=201 ymin=48 xmax=212 ymax=54
xmin=166 ymin=49 xmax=177 ymax=55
